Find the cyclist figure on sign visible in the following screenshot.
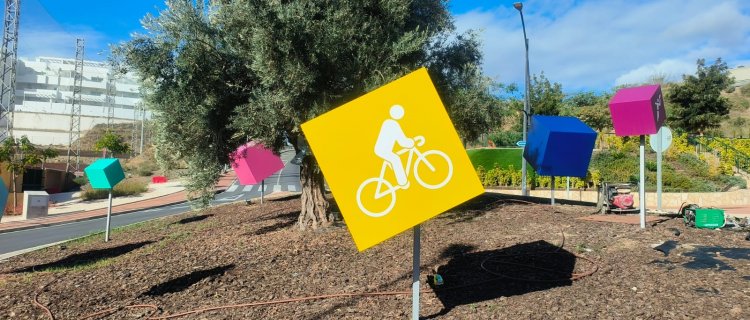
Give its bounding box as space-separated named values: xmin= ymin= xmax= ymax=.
xmin=374 ymin=104 xmax=421 ymax=189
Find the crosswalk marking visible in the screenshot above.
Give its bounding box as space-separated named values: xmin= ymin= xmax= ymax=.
xmin=287 ymin=185 xmax=296 ymax=192
xmin=273 ymin=185 xmax=281 ymax=192
xmin=242 ymin=185 xmax=254 ymax=192
xmin=227 ymin=184 xmax=239 ymax=192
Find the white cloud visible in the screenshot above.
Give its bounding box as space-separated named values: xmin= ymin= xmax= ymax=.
xmin=454 ymin=0 xmax=750 ymax=92
xmin=17 ymin=0 xmax=110 ymax=61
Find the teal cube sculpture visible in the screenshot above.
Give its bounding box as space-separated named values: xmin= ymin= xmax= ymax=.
xmin=84 ymin=158 xmax=125 ymax=189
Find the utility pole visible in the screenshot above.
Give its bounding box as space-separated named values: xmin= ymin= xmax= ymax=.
xmin=140 ymin=107 xmax=145 ymax=154
xmin=514 ymin=2 xmax=531 ymax=196
xmin=66 ymin=38 xmax=84 ymax=173
xmin=0 ymin=0 xmax=20 ymax=142
xmin=131 ymin=103 xmax=140 ymax=156
xmin=106 ymin=72 xmax=116 ymax=129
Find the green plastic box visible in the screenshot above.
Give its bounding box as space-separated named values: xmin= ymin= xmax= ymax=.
xmin=690 ymin=208 xmax=725 ymax=229
xmin=84 ymin=158 xmax=125 ymax=190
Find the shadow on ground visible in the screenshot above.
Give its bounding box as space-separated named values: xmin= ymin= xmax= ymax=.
xmin=252 ymin=215 xmax=299 ymax=236
xmin=424 ymin=240 xmax=576 ymax=319
xmin=175 ymin=214 xmax=214 ymax=225
xmin=9 ymin=241 xmax=154 ymax=273
xmin=142 ymin=264 xmax=235 ymax=297
xmin=682 ymin=246 xmax=750 ymax=271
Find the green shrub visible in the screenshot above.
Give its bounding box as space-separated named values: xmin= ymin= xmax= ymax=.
xmin=484 ymin=166 xmax=500 ymax=186
xmin=73 ymin=176 xmax=88 ymax=186
xmin=719 ymin=175 xmax=747 ymax=189
xmin=81 ymin=178 xmax=149 ymax=200
xmin=137 ymin=166 xmax=154 ymax=177
xmin=488 ymin=131 xmax=522 ymax=147
xmin=475 ymin=165 xmax=486 ymax=183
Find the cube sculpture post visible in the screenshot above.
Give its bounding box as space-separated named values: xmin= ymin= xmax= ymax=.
xmin=523 ymin=115 xmax=597 ymax=205
xmin=608 ymin=84 xmax=665 ymax=229
xmin=0 ymin=178 xmax=7 ymax=221
xmin=230 ymin=142 xmax=284 ymax=204
xmin=84 ymin=158 xmax=125 ymax=242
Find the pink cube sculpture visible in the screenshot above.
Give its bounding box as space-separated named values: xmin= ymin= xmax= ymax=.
xmin=230 ymin=142 xmax=284 ymax=185
xmin=608 ymin=84 xmax=665 ymax=136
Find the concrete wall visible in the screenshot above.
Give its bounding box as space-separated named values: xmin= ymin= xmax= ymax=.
xmin=495 ymin=188 xmax=750 ymax=209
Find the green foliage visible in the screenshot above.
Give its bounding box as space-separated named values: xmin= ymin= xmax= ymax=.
xmin=0 ymin=135 xmax=49 ymax=212
xmin=73 ymin=176 xmax=88 ymax=186
xmin=667 ymin=58 xmax=734 ymax=134
xmin=488 ymin=131 xmax=521 ymax=147
xmin=81 ymin=178 xmax=148 ymax=200
xmin=728 ymin=117 xmax=748 ymax=138
xmin=530 ymin=72 xmax=564 ymax=116
xmin=576 ymin=104 xmax=612 ymax=133
xmin=94 ymin=131 xmax=131 ymax=156
xmin=116 ymin=0 xmax=503 ymax=208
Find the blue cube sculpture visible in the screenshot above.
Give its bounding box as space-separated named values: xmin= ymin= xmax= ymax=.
xmin=0 ymin=177 xmax=8 ymax=220
xmin=523 ymin=115 xmax=597 ymax=177
xmin=84 ymin=158 xmax=125 ymax=189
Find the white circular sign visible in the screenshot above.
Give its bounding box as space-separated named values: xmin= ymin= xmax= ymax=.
xmin=649 ymin=126 xmax=672 ymax=152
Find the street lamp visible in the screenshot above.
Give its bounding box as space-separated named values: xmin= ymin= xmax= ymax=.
xmin=514 ymin=2 xmax=531 ymax=196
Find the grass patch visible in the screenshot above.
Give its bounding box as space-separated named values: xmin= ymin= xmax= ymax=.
xmin=466 ymin=148 xmax=523 ymax=170
xmin=81 ymin=178 xmax=149 ymax=200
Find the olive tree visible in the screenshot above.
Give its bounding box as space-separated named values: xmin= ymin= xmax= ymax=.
xmin=115 ymin=0 xmax=501 ymax=229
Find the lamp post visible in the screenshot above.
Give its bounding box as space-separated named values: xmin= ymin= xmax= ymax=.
xmin=514 ymin=2 xmax=531 ymax=196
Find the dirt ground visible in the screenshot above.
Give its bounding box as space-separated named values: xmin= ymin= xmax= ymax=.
xmin=1 ymin=193 xmax=748 ymax=319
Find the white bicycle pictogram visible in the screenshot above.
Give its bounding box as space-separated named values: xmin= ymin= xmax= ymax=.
xmin=356 ymin=136 xmax=453 ymax=217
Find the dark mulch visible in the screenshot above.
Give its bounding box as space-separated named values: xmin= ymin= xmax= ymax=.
xmin=0 ymin=194 xmax=748 ymax=319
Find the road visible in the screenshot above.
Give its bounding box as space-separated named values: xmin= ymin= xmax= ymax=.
xmin=0 ymin=148 xmax=300 ymax=259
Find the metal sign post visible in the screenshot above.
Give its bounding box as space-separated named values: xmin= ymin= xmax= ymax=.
xmin=639 ymin=135 xmax=646 ymax=229
xmin=566 ymin=176 xmax=570 ymax=199
xmin=551 ymin=176 xmax=555 ymax=205
xmin=412 ymin=225 xmax=421 ymax=320
xmin=105 ymin=189 xmax=113 ymax=242
xmin=261 ymin=180 xmax=265 ymax=204
xmin=656 ymin=130 xmax=662 ymax=211
xmin=650 ymin=126 xmax=672 ymax=212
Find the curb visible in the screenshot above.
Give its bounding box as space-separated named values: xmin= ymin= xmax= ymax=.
xmin=0 ymin=186 xmax=233 ymax=235
xmin=0 ymin=196 xmax=190 ymax=235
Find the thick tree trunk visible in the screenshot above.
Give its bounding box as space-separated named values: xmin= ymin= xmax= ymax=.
xmin=298 ymin=154 xmax=331 ymax=230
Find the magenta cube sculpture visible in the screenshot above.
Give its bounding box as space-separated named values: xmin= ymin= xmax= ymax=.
xmin=608 ymin=84 xmax=666 ymax=136
xmin=230 ymin=142 xmax=284 ymax=185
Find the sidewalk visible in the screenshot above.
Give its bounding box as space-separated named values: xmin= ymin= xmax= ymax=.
xmin=0 ymin=172 xmax=237 ymax=234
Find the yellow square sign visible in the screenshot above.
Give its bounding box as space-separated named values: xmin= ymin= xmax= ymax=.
xmin=301 ymin=68 xmax=483 ymax=251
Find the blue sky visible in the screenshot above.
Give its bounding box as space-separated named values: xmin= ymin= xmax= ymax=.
xmin=19 ymin=0 xmax=750 ymax=92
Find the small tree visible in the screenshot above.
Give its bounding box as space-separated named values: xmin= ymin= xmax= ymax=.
xmin=668 ymin=58 xmax=734 ymax=135
xmin=94 ymin=131 xmax=131 ymax=158
xmin=530 ymin=72 xmax=564 ymax=116
xmin=0 ymin=136 xmax=43 ymax=213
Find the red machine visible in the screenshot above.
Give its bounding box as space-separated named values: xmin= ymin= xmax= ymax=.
xmin=599 ymin=182 xmax=638 ymax=214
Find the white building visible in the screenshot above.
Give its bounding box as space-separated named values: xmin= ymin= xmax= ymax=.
xmin=10 ymin=56 xmax=145 ymax=146
xmin=730 ymin=65 xmax=750 ymax=88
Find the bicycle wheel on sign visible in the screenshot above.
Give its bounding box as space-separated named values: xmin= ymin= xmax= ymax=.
xmin=356 ymin=178 xmax=396 ymax=217
xmin=415 ymin=150 xmax=453 ymax=189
